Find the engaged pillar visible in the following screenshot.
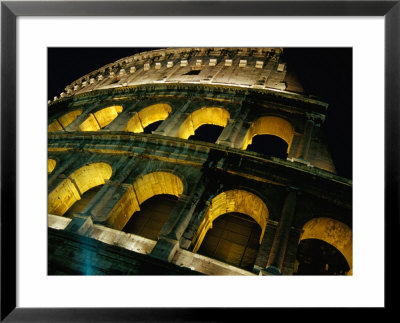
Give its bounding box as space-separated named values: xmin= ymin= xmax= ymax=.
xmin=262 ymin=189 xmax=297 ymax=275
xmin=150 ymin=178 xmax=206 ymax=262
xmin=298 ymin=117 xmax=314 ymax=161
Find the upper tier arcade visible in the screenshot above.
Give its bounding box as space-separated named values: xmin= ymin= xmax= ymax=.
xmin=51 ymin=48 xmax=308 ymax=101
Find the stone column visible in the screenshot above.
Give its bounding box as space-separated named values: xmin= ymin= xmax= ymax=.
xmin=298 ymin=117 xmax=315 ymax=161
xmin=85 ymin=156 xmax=140 ymax=222
xmin=64 ymin=156 xmax=140 ymax=234
xmin=106 ymin=101 xmax=139 ymax=131
xmin=215 ymin=119 xmax=237 ymax=147
xmin=262 ymin=189 xmax=297 ymax=275
xmin=225 ymin=104 xmax=251 ymax=149
xmin=152 ymin=100 xmax=192 ymax=137
xmin=149 ymin=176 xmax=206 ymax=262
xmin=47 ymin=152 xmax=81 ymax=189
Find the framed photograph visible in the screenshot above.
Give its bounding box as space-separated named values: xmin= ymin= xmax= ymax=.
xmin=1 ymin=1 xmax=398 ymax=321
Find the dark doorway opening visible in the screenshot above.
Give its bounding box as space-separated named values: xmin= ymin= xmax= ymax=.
xmin=188 ymin=124 xmax=224 ymax=143
xmin=143 ymin=120 xmax=163 ymax=134
xmin=294 ymin=238 xmax=350 ymax=275
xmin=122 ymin=194 xmax=178 ymax=240
xmin=246 ymin=134 xmax=288 ymax=159
xmin=198 ymin=212 xmax=261 ymax=271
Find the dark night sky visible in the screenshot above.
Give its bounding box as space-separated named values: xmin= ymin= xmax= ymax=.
xmin=48 ymin=48 xmax=352 ymax=179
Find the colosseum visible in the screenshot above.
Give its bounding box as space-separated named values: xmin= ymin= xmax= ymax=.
xmin=47 ymin=47 xmax=352 ymax=275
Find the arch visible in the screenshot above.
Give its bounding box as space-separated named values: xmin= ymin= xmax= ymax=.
xmin=197 ymin=212 xmax=262 ymax=270
xmin=241 ymin=116 xmax=294 ymax=153
xmin=299 ymin=217 xmax=352 ymax=274
xmin=48 ymin=109 xmax=82 ymax=132
xmin=177 ymin=107 xmax=230 ymax=139
xmin=48 ymin=159 xmax=56 ymax=173
xmin=78 ymin=105 xmax=123 ymax=131
xmin=64 ymin=185 xmax=104 ymax=219
xmin=193 ymin=189 xmax=269 ymax=252
xmin=107 ymin=171 xmax=184 ymax=230
xmin=124 ymin=103 xmax=172 ymax=133
xmin=122 ymin=194 xmax=179 ymax=240
xmin=48 ymin=162 xmax=112 ymax=216
xmin=58 ymin=109 xmax=82 ymax=128
xmin=133 ymin=171 xmax=184 ymax=204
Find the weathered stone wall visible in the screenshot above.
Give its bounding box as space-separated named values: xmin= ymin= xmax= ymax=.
xmin=51 ymin=48 xmax=289 ymax=101
xmin=49 ymin=83 xmax=334 ymax=173
xmin=48 ymin=228 xmax=203 ymax=275
xmin=48 ymin=130 xmax=351 ymax=275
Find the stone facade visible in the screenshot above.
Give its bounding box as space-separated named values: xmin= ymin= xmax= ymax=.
xmin=48 ymin=48 xmax=352 ymax=275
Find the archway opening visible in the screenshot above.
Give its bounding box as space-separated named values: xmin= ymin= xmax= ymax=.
xmin=106 ymin=171 xmax=184 ymax=232
xmin=143 ymin=120 xmax=163 ymax=134
xmin=48 ymin=109 xmax=82 ymax=132
xmin=78 ymin=105 xmax=123 ymax=131
xmin=124 ymin=103 xmax=172 ymax=133
xmin=177 ymin=107 xmax=230 ymax=139
xmin=122 ymin=194 xmax=178 ymax=240
xmin=58 ymin=109 xmax=83 ymax=128
xmin=64 ymin=185 xmax=103 ymax=219
xmin=242 ymin=116 xmax=294 ymax=154
xmin=294 ymin=238 xmax=350 ymax=275
xmin=246 ymin=134 xmax=288 ymax=159
xmin=48 ymin=162 xmax=112 ymax=216
xmin=188 ymin=124 xmax=224 ymax=143
xmin=192 ymin=189 xmax=269 ymax=269
xmin=299 ymin=217 xmax=353 ymax=275
xmin=198 ymin=212 xmax=261 ymax=271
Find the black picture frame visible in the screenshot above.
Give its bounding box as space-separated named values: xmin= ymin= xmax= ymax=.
xmin=1 ymin=1 xmax=398 ymax=321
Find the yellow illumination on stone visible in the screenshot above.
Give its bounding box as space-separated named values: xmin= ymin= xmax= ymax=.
xmin=193 ymin=189 xmax=269 ymax=252
xmin=47 ymin=147 xmax=72 ymax=152
xmin=78 ymin=114 xmax=100 ymax=131
xmin=58 ymin=109 xmax=82 ymax=128
xmin=177 ymin=107 xmax=230 ymax=139
xmin=48 ymin=162 xmax=112 ymax=216
xmin=133 ymin=171 xmax=183 ymax=205
xmin=300 ymin=217 xmax=352 ymax=274
xmin=48 ymin=119 xmax=63 ymax=132
xmin=107 ymin=185 xmax=141 ymax=230
xmin=48 ymin=159 xmax=56 ymax=173
xmin=107 ymin=171 xmax=184 ymax=230
xmin=95 ymin=105 xmax=123 ymax=128
xmin=241 ymin=116 xmax=294 ymax=153
xmin=79 ymin=105 xmax=123 ymax=131
xmin=124 ymin=103 xmax=172 ymax=133
xmin=48 ymin=109 xmax=83 ymax=132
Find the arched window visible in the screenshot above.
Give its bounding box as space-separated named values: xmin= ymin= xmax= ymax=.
xmin=197 ymin=212 xmax=262 ymax=271
xmin=193 ymin=190 xmax=269 ymax=270
xmin=246 ymin=135 xmax=289 ymax=159
xmin=48 ymin=159 xmax=56 ymax=174
xmin=48 ymin=109 xmax=82 ymax=132
xmin=78 ymin=105 xmax=123 ymax=131
xmin=177 ymin=107 xmax=230 ymax=141
xmin=107 ymin=171 xmax=184 ymax=241
xmin=242 ymin=116 xmax=294 ymax=156
xmin=124 ymin=103 xmax=172 ymax=133
xmin=122 ymin=194 xmax=178 ymax=240
xmin=294 ymin=217 xmax=352 ymax=275
xmin=48 ymin=162 xmax=112 ymax=216
xmin=188 ymin=124 xmax=225 ymax=143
